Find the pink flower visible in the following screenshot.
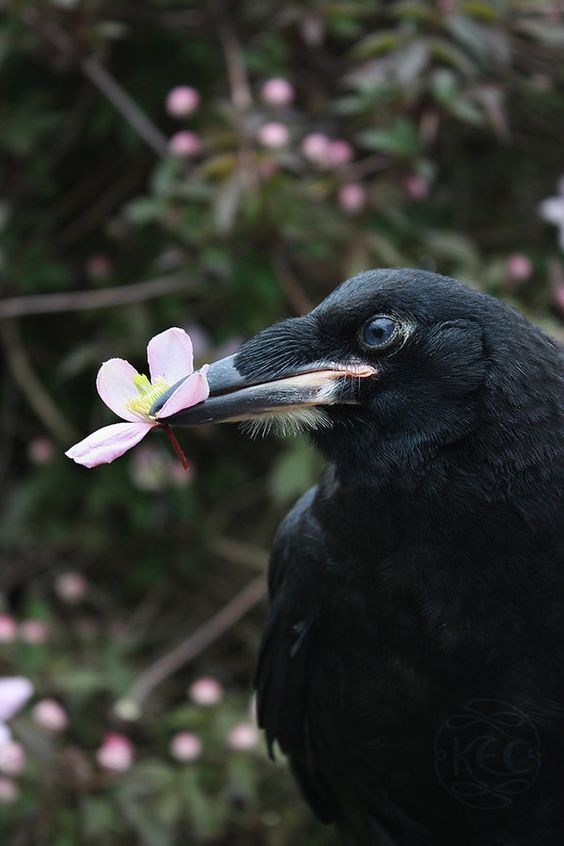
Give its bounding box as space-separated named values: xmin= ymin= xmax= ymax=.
xmin=55 ymin=571 xmax=88 ymax=604
xmin=552 ymin=283 xmax=564 ymax=315
xmin=166 ymin=86 xmax=200 ymax=118
xmin=260 ymin=78 xmax=294 ymax=107
xmin=28 ymin=437 xmax=55 ymax=465
xmin=301 ymin=132 xmax=331 ymax=164
xmin=188 ymin=677 xmax=224 ymax=706
xmin=505 ymin=254 xmax=533 ymax=283
xmin=325 ymin=139 xmax=354 ymax=167
xmin=0 ymin=741 xmax=26 ymax=776
xmin=257 ymin=122 xmax=289 ymax=149
xmin=402 ymin=173 xmax=429 ymax=200
xmin=338 ymin=183 xmax=366 ymax=214
xmin=65 ymin=328 xmax=209 ymax=469
xmin=32 ymin=699 xmax=68 ymax=732
xmin=0 ymin=678 xmax=33 ymax=746
xmin=19 ymin=620 xmax=48 ymax=644
xmin=168 ymin=131 xmax=202 ymax=158
xmin=0 ymin=616 xmax=17 ymax=644
xmin=96 ymin=733 xmax=134 ymax=772
xmin=0 ymin=777 xmax=18 ymax=803
xmin=227 ymin=722 xmax=258 ymax=751
xmin=170 ymin=731 xmax=202 ymax=762
xmin=539 ymin=178 xmax=564 ymax=250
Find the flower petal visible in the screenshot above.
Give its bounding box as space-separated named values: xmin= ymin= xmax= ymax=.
xmin=147 ymin=328 xmax=194 ymax=384
xmin=157 ymin=368 xmax=210 ymax=418
xmin=0 ymin=678 xmax=33 ymax=724
xmin=96 ymin=359 xmax=140 ymax=422
xmin=65 ymin=422 xmax=153 ymax=468
xmin=539 ymin=198 xmax=564 ymax=225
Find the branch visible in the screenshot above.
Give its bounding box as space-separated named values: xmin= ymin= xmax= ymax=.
xmin=121 ymin=576 xmax=266 ymax=710
xmin=0 ymin=273 xmax=194 ymax=319
xmin=272 ymin=250 xmax=314 ymax=315
xmin=0 ymin=322 xmax=77 ymax=444
xmin=23 ymin=12 xmax=168 ymax=157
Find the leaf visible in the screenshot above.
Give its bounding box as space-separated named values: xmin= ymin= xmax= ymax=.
xmin=357 ymin=120 xmax=420 ymax=156
xmin=517 ymin=19 xmax=564 ymax=47
xmin=446 ymin=15 xmax=511 ymax=68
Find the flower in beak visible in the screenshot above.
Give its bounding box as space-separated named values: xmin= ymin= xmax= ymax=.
xmin=65 ymin=328 xmax=209 ymax=469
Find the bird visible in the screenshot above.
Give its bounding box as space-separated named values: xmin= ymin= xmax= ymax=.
xmin=157 ymin=268 xmax=564 ymax=846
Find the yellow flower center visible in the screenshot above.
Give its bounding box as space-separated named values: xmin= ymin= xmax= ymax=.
xmin=126 ymin=374 xmax=170 ymax=419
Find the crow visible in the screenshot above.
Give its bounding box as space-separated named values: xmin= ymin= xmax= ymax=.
xmin=157 ymin=268 xmax=564 ymax=846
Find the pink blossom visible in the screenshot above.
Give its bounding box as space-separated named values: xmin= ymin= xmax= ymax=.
xmin=552 ymin=283 xmax=564 ymax=315
xmin=129 ymin=444 xmax=172 ymax=492
xmin=188 ymin=677 xmax=224 ymax=706
xmin=505 ymin=254 xmax=533 ymax=283
xmin=539 ymin=178 xmax=564 ymax=250
xmin=32 ymin=699 xmax=68 ymax=732
xmin=170 ymin=731 xmax=202 ymax=762
xmin=28 ymin=437 xmax=55 ymax=465
xmin=168 ymin=131 xmax=202 ymax=158
xmin=301 ymin=132 xmax=331 ymax=164
xmin=260 ymin=78 xmax=294 ymax=107
xmin=55 ymin=571 xmax=88 ymax=604
xmin=258 ymin=122 xmax=289 ymax=149
xmin=402 ymin=173 xmax=429 ymax=200
xmin=96 ymin=733 xmax=134 ymax=772
xmin=325 ymin=139 xmax=354 ymax=167
xmin=65 ymin=328 xmax=209 ymax=469
xmin=0 ymin=777 xmax=18 ymax=803
xmin=86 ymin=254 xmax=113 ymax=281
xmin=168 ymin=460 xmax=194 ymax=488
xmin=228 ymin=722 xmax=258 ymax=751
xmin=0 ymin=616 xmax=17 ymax=644
xmin=166 ymin=86 xmax=200 ymax=118
xmin=19 ymin=620 xmax=48 ymax=645
xmin=338 ymin=183 xmax=366 ymax=214
xmin=0 ymin=678 xmax=33 ymax=746
xmin=0 ymin=741 xmax=26 ymax=776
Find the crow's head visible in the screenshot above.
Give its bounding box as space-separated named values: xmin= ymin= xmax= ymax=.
xmin=156 ymin=269 xmax=562 ymax=490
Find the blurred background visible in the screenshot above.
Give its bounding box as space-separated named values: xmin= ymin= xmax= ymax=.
xmin=1 ymin=1 xmax=564 ymax=843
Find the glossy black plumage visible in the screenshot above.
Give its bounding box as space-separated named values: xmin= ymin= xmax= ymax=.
xmin=240 ymin=270 xmax=564 ymax=845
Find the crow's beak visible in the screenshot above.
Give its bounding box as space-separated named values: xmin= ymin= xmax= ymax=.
xmin=152 ymin=354 xmax=376 ymax=426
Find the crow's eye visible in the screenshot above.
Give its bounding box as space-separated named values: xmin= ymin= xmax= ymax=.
xmin=361 ymin=316 xmax=398 ymax=350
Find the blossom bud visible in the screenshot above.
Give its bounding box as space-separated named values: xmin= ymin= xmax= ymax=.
xmin=168 ymin=131 xmax=202 ymax=158
xmin=170 ymin=731 xmax=202 ymax=762
xmin=96 ymin=733 xmax=134 ymax=772
xmin=260 ymin=78 xmax=294 ymax=106
xmin=0 ymin=615 xmax=17 ymax=643
xmin=338 ymin=183 xmax=366 ymax=214
xmin=166 ymin=86 xmax=200 ymax=118
xmin=257 ymin=122 xmax=289 ymax=149
xmin=28 ymin=437 xmax=55 ymax=465
xmin=188 ymin=677 xmax=224 ymax=706
xmin=325 ymin=139 xmax=353 ymax=167
xmin=0 ymin=741 xmax=26 ymax=776
xmin=55 ymin=572 xmax=88 ymax=604
xmin=228 ymin=722 xmax=258 ymax=751
xmin=19 ymin=620 xmax=48 ymax=645
xmin=505 ymin=254 xmax=533 ymax=284
xmin=301 ymin=132 xmax=330 ymax=164
xmin=32 ymin=699 xmax=68 ymax=732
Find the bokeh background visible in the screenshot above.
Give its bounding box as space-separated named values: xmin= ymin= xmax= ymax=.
xmin=1 ymin=1 xmax=564 ymax=843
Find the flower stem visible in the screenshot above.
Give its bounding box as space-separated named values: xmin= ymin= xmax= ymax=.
xmin=161 ymin=425 xmax=190 ymax=471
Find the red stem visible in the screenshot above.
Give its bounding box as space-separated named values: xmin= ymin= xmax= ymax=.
xmin=161 ymin=425 xmax=190 ymax=471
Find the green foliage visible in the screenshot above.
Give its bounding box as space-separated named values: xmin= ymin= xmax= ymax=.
xmin=1 ymin=0 xmax=564 ymax=843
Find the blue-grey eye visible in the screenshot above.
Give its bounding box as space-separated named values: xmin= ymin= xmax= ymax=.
xmin=362 ymin=316 xmax=398 ymax=349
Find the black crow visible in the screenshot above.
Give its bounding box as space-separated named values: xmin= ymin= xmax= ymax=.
xmin=157 ymin=269 xmax=564 ymax=846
